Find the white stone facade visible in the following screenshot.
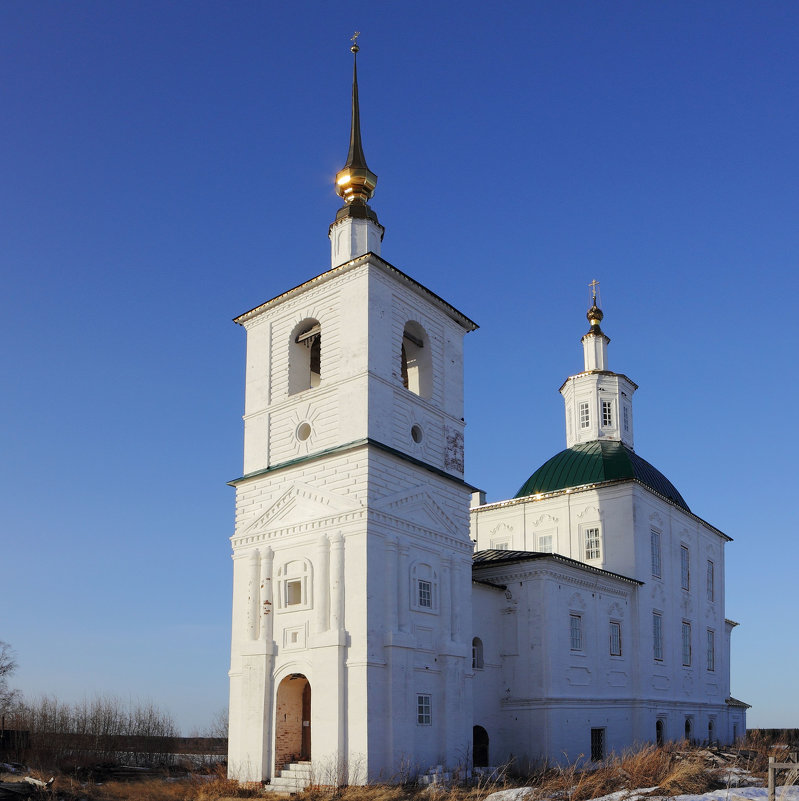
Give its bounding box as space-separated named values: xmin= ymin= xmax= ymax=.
xmin=227 ymin=132 xmax=744 ymax=786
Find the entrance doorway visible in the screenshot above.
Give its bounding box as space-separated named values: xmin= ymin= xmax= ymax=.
xmin=473 ymin=725 xmax=489 ymax=767
xmin=275 ymin=674 xmax=311 ymax=771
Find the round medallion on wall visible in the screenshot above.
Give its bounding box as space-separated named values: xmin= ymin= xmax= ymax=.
xmin=296 ymin=422 xmax=312 ymax=442
xmin=411 ymin=424 xmax=424 ymax=444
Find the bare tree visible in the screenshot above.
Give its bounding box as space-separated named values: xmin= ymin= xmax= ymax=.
xmin=0 ymin=641 xmax=18 ymax=714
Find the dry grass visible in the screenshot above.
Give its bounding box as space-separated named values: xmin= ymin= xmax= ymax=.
xmin=19 ymin=741 xmax=789 ymax=801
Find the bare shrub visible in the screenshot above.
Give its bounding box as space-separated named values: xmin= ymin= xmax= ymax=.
xmin=7 ymin=694 xmax=179 ymax=770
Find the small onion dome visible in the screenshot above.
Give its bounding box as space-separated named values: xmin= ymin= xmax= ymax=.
xmin=586 ymin=303 xmax=604 ymax=333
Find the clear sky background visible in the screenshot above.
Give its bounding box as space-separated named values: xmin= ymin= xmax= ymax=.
xmin=2 ymin=1 xmax=797 ymax=734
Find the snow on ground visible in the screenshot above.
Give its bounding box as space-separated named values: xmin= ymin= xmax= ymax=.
xmin=486 ymin=786 xmax=799 ymax=801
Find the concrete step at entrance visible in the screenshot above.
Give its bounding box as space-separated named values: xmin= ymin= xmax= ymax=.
xmin=264 ymin=761 xmax=313 ymax=794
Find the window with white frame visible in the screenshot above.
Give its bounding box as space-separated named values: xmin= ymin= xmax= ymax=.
xmin=584 ymin=527 xmax=601 ymax=560
xmin=411 ymin=563 xmax=438 ymax=613
xmin=609 ymin=621 xmax=622 ymax=656
xmin=682 ymin=621 xmax=692 ymax=666
xmin=602 ymin=400 xmax=613 ymax=427
xmin=491 ymin=541 xmax=510 ymax=551
xmin=579 ymin=401 xmax=590 ymax=428
xmin=538 ymin=534 xmax=553 ymax=553
xmin=653 ymin=612 xmax=663 ymax=660
xmin=418 ymin=580 xmax=432 ymax=608
xmin=623 ymin=405 xmax=630 ymax=432
xmin=277 ymin=559 xmax=312 ymax=611
xmin=570 ymin=614 xmax=583 ymax=651
xmin=610 ymin=620 xmax=621 ymax=656
xmin=680 ymin=545 xmax=690 ymax=590
xmin=651 ymin=530 xmax=662 ymax=578
xmin=416 ymin=694 xmax=431 ymax=725
xmin=706 ymin=560 xmax=714 ymax=602
xmin=706 ymin=629 xmax=715 ymax=671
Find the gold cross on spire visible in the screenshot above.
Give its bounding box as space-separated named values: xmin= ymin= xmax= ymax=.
xmin=589 ymin=279 xmax=600 ymax=304
xmin=351 ymin=31 xmax=361 ymax=53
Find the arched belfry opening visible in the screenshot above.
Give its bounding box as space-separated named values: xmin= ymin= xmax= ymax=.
xmin=400 ymin=321 xmax=432 ymax=398
xmin=275 ymin=674 xmax=311 ymax=771
xmin=290 ymin=319 xmax=321 ymax=395
xmin=656 ymin=718 xmax=664 ymax=746
xmin=473 ymin=725 xmax=489 ymax=767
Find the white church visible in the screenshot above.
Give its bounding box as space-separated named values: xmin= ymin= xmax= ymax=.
xmin=226 ymin=43 xmax=747 ymax=787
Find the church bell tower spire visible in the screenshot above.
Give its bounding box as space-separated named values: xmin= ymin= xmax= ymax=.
xmin=560 ymin=281 xmax=638 ymax=449
xmin=329 ymin=33 xmax=385 ymax=268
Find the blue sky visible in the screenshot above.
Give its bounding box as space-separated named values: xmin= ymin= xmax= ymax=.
xmin=2 ymin=1 xmax=797 ymax=734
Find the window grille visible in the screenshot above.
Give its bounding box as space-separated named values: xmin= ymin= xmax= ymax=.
xmin=590 ymin=728 xmax=606 ymax=761
xmin=682 ymin=621 xmax=692 ymax=666
xmin=680 ymin=546 xmax=690 ymax=590
xmin=579 ymin=402 xmax=590 ymax=428
xmin=570 ymin=614 xmax=583 ymax=651
xmin=602 ymin=400 xmax=613 ymax=427
xmin=651 ymin=530 xmax=662 ymax=577
xmin=609 ymin=621 xmax=622 ymax=656
xmin=706 ymin=629 xmax=715 ymax=671
xmin=653 ymin=612 xmax=663 ymax=660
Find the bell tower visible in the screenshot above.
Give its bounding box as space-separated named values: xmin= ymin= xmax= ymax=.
xmin=227 ymin=38 xmax=477 ymax=785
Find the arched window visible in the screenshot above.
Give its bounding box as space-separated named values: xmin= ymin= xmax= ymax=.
xmin=276 ymin=559 xmax=313 ymax=611
xmin=400 ymin=321 xmax=432 ymax=399
xmin=684 ymin=718 xmax=692 ymax=743
xmin=655 ymin=718 xmax=664 ymax=746
xmin=472 ymin=637 xmax=484 ymax=670
xmin=289 ymin=319 xmax=321 ymax=395
xmin=708 ymin=719 xmax=715 ymax=744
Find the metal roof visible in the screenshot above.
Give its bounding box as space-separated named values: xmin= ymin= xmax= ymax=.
xmin=472 ymin=548 xmax=642 ymax=585
xmin=515 ymin=440 xmax=690 ymax=512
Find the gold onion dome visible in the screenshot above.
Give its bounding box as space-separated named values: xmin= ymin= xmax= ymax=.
xmin=586 ymin=302 xmax=604 ymax=331
xmin=334 ymin=38 xmax=379 ymax=223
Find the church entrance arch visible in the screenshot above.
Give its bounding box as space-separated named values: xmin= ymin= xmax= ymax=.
xmin=275 ymin=674 xmax=311 ymax=771
xmin=473 ymin=725 xmax=489 ymax=767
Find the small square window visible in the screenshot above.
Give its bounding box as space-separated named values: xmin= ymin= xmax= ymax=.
xmin=418 ymin=580 xmax=432 ymax=608
xmin=609 ymin=621 xmax=622 ymax=656
xmin=570 ymin=614 xmax=583 ymax=651
xmin=579 ymin=402 xmax=590 ymax=429
xmin=417 ymin=694 xmax=431 ymax=725
xmin=286 ymin=579 xmax=303 ymax=606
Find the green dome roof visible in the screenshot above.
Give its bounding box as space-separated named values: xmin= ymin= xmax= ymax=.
xmin=515 ymin=440 xmax=690 ymax=512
